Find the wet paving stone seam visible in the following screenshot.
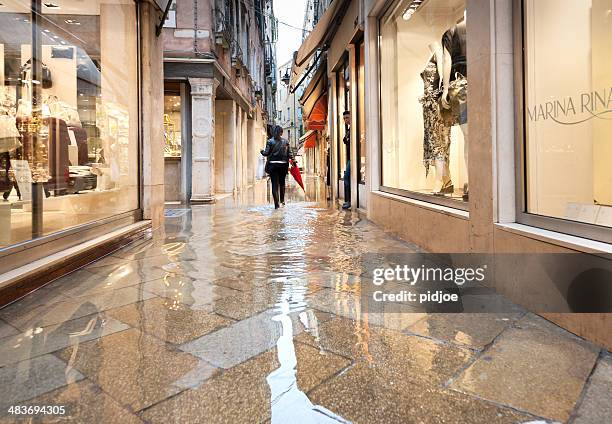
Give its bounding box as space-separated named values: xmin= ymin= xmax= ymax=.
xmin=565 ymin=351 xmax=608 ymax=424
xmin=441 ymin=312 xmax=532 ymax=390
xmin=441 ymin=315 xmax=604 ymax=423
xmin=402 ymin=311 xmax=529 ymax=354
xmin=445 ymin=386 xmax=560 ymax=423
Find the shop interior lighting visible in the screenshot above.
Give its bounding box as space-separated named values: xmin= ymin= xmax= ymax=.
xmin=402 ymin=0 xmax=424 ymax=21
xmin=44 ymin=2 xmax=60 ymax=8
xmin=65 ymin=19 xmax=81 ymax=25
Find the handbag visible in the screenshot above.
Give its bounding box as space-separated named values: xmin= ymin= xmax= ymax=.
xmin=439 ymin=73 xmax=467 ymax=126
xmin=256 ymin=155 xmax=266 ymax=179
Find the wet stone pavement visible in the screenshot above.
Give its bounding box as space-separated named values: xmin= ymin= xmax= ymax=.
xmin=0 ymin=177 xmax=611 ymax=424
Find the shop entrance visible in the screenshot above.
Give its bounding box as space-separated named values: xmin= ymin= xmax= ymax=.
xmin=163 ymin=81 xmax=190 ymax=203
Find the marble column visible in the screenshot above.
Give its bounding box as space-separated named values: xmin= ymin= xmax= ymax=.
xmin=241 ymin=110 xmax=249 ymax=190
xmin=189 ymin=77 xmax=218 ymax=203
xmin=247 ymin=117 xmax=257 ymax=185
xmin=235 ymin=108 xmax=243 ymax=193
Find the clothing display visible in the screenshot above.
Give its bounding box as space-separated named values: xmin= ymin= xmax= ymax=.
xmin=420 ymin=56 xmax=451 ymax=176
xmin=442 ymin=22 xmax=468 ymax=125
xmin=0 ymin=115 xmax=20 ymax=153
xmin=20 ymin=59 xmax=53 ymax=89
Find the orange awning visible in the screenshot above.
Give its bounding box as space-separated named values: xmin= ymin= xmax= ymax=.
xmin=300 ymin=64 xmax=328 ymax=131
xmin=305 ymin=94 xmax=327 ymax=131
xmin=300 ymin=131 xmax=317 ymax=149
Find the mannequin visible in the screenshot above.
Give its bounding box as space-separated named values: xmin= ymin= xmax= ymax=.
xmin=420 ymin=42 xmax=453 ymax=194
xmin=441 ymin=12 xmax=469 ymax=200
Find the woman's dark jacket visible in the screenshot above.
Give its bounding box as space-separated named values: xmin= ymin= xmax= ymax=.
xmin=261 ymin=138 xmax=294 ymax=163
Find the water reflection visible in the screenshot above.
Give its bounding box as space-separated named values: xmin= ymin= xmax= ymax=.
xmin=267 ymin=279 xmax=349 ymax=424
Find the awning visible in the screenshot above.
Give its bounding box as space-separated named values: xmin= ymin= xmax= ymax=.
xmin=300 ymin=64 xmax=328 ymax=131
xmin=289 ymin=0 xmax=350 ymax=90
xmin=299 ymin=130 xmax=317 ymax=149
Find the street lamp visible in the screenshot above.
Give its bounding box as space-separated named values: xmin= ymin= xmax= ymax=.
xmin=281 ymin=69 xmax=290 ymax=86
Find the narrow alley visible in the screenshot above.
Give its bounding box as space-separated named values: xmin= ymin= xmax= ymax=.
xmin=0 ymin=179 xmax=609 ymax=423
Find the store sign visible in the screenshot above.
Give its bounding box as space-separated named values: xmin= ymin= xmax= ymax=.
xmin=527 ymin=86 xmax=612 ymax=125
xmin=10 ymin=160 xmax=32 ymax=202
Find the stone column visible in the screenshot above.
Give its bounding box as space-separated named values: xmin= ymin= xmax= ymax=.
xmin=215 ymin=100 xmax=236 ymax=194
xmin=235 ymin=108 xmax=243 ymax=192
xmin=247 ymin=117 xmax=257 ymax=184
xmin=139 ymin=2 xmax=165 ymax=228
xmin=241 ymin=110 xmax=249 ymax=189
xmin=189 ymin=77 xmax=218 ymax=203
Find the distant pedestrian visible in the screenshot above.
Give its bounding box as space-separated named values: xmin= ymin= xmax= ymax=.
xmin=262 ymin=125 xmax=295 ymax=209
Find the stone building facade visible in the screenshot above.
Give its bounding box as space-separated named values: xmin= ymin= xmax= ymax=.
xmin=162 ymin=0 xmax=277 ymax=203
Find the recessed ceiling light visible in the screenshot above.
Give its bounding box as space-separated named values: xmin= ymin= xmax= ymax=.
xmin=44 ymin=2 xmax=60 ymax=9
xmin=402 ymin=0 xmax=424 ymax=21
xmin=65 ymin=19 xmax=80 ymax=25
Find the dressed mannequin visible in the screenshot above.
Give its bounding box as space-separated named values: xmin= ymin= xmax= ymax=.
xmin=420 ymin=42 xmax=453 ymax=194
xmin=441 ymin=13 xmax=468 ymax=200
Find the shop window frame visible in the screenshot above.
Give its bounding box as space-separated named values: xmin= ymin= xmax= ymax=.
xmin=0 ymin=0 xmax=144 ymax=259
xmin=375 ymin=1 xmax=470 ymax=212
xmin=513 ymin=0 xmax=612 ymax=244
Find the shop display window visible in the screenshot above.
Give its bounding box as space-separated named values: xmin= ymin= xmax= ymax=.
xmin=336 ymin=59 xmax=350 ymax=180
xmin=357 ymin=41 xmax=366 ymax=185
xmin=522 ymin=0 xmax=612 ymax=235
xmin=0 ymin=0 xmax=139 ymax=248
xmin=379 ymin=0 xmax=468 ymax=204
xmin=164 ymin=91 xmax=182 ymax=158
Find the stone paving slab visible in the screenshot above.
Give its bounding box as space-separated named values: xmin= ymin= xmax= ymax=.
xmin=141 ymin=276 xmax=241 ymax=309
xmin=0 ymin=354 xmax=84 ymax=411
xmin=0 ymin=318 xmax=19 ymax=339
xmin=296 ymin=316 xmax=475 ymax=387
xmin=571 ymin=353 xmax=612 ymax=424
xmin=106 ymin=297 xmax=234 ymax=345
xmin=1 ymin=286 xmax=157 ymax=331
xmin=405 ymin=312 xmax=524 ymax=350
xmin=308 ymin=362 xmax=535 ymax=424
xmin=141 ymin=343 xmax=351 ymax=424
xmin=42 ymin=268 xmax=144 ymax=299
xmin=0 ymin=380 xmax=143 ymax=423
xmin=55 ymin=328 xmax=216 ymax=412
xmin=180 ymin=309 xmax=333 ymax=369
xmin=450 ymin=314 xmax=600 ymax=422
xmin=0 ymin=314 xmax=129 ymax=368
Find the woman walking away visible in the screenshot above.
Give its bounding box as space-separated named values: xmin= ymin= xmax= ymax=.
xmin=262 ymin=125 xmax=295 ymax=209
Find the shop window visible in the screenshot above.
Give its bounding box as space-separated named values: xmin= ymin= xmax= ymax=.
xmin=164 ymin=91 xmax=182 ymax=158
xmin=357 ymin=40 xmax=366 ymax=184
xmin=0 ymin=0 xmax=139 ymax=249
xmin=520 ymin=0 xmax=612 ymax=242
xmin=379 ymin=0 xmax=468 ymax=205
xmin=336 ymin=59 xmax=350 ymax=180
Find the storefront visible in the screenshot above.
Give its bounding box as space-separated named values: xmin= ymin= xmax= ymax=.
xmin=0 ymin=0 xmax=166 ymax=305
xmin=364 ymin=0 xmax=612 ymax=347
xmin=163 ymin=81 xmax=189 ymax=202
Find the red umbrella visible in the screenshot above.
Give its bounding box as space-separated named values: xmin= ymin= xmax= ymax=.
xmin=289 ymin=162 xmax=305 ymax=191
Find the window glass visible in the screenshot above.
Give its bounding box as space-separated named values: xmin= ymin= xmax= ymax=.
xmin=357 ymin=41 xmax=366 ymax=184
xmin=524 ymin=0 xmax=612 ymax=228
xmin=164 ymin=91 xmax=182 ymax=158
xmin=0 ymin=0 xmax=138 ymax=248
xmin=336 ymin=60 xmax=349 ymax=179
xmin=380 ymin=0 xmax=468 ymax=201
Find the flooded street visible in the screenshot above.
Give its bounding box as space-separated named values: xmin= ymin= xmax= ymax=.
xmin=0 ymin=177 xmax=609 ymax=423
